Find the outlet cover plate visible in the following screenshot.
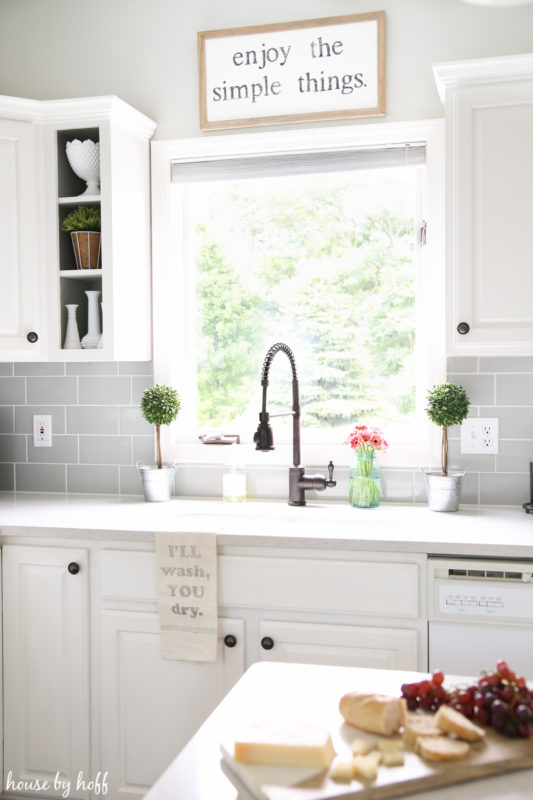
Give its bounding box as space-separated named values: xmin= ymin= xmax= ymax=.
xmin=460 ymin=417 xmax=499 ymax=455
xmin=33 ymin=414 xmax=52 ymax=447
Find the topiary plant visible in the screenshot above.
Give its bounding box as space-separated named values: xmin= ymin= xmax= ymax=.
xmin=426 ymin=382 xmax=470 ymax=476
xmin=140 ymin=384 xmax=180 ymax=469
xmin=61 ymin=205 xmax=101 ymax=232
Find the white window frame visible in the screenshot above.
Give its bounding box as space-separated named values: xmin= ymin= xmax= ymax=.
xmin=151 ymin=119 xmax=445 ymax=470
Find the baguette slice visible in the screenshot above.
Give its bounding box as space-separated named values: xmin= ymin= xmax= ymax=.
xmin=340 ymin=692 xmax=406 ymax=736
xmin=403 ymin=714 xmax=445 ymax=745
xmin=416 ymin=735 xmax=470 ymax=762
xmin=234 ymin=718 xmax=335 ymax=768
xmin=435 ymin=705 xmax=486 ymax=742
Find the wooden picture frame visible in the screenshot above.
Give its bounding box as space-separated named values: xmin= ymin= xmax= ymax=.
xmin=198 ymin=11 xmax=386 ymax=131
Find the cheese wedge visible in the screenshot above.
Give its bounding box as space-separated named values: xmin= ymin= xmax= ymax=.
xmin=378 ymin=737 xmax=405 ymax=766
xmin=435 ymin=705 xmax=486 ymax=742
xmin=353 ymin=751 xmax=381 ymax=781
xmin=350 ymin=738 xmax=374 ymax=756
xmin=234 ymin=719 xmax=336 ymax=768
xmin=330 ymin=759 xmax=354 ymax=781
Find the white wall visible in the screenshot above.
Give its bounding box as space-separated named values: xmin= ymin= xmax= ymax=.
xmin=0 ymin=0 xmax=532 ymax=138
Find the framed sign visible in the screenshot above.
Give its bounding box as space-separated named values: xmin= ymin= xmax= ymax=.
xmin=198 ymin=11 xmax=386 ymax=131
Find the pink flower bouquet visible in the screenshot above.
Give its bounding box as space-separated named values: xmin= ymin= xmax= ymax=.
xmin=345 ymin=424 xmax=388 ymax=454
xmin=345 ymin=424 xmax=388 ymax=507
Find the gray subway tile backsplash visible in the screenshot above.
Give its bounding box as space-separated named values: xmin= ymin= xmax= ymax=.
xmin=27 ymin=376 xmax=77 ymax=405
xmin=67 ymin=464 xmax=119 ymax=494
xmin=496 ymin=373 xmax=533 ymax=406
xmin=0 ymin=407 xmax=14 ymax=434
xmin=28 ymin=435 xmax=78 ymax=464
xmin=78 ymin=375 xmax=131 ymax=405
xmin=0 ymin=356 xmax=532 ymax=505
xmin=15 ymin=405 xmax=66 ymax=435
xmin=0 ymin=463 xmax=15 ymax=491
xmin=67 ymin=406 xmax=119 ymax=435
xmin=79 ymin=435 xmax=132 ymax=465
xmin=448 ymin=372 xmax=495 ymax=406
xmin=16 ymin=463 xmax=66 ymax=492
xmin=0 ymin=377 xmax=26 ymax=405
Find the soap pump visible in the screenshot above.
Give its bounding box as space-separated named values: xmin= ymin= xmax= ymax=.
xmin=222 ymin=443 xmax=246 ymax=503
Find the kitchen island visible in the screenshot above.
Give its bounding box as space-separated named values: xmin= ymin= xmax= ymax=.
xmin=145 ymin=660 xmax=533 ymax=800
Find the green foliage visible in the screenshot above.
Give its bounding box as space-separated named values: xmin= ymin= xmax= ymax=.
xmin=61 ymin=205 xmax=101 ymax=232
xmin=193 ymin=172 xmax=417 ymax=430
xmin=426 ymin=382 xmax=470 ymax=429
xmin=196 ymin=229 xmax=264 ymax=425
xmin=141 ymin=385 xmax=180 ymax=427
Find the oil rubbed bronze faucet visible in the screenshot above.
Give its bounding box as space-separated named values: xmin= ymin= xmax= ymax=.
xmin=253 ymin=342 xmax=336 ymax=506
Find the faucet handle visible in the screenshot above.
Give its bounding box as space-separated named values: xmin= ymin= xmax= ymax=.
xmin=326 ymin=460 xmax=336 ymax=487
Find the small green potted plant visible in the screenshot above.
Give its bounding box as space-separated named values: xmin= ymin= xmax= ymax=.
xmin=425 ymin=382 xmax=470 ymax=512
xmin=61 ymin=205 xmax=101 ymax=270
xmin=138 ymin=384 xmax=180 ymax=502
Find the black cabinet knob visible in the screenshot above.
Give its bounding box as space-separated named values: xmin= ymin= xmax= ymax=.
xmin=261 ymin=636 xmax=274 ymax=651
xmin=224 ymin=634 xmax=237 ymax=648
xmin=26 ymin=331 xmax=38 ymax=343
xmin=67 ymin=562 xmax=80 ymax=575
xmin=457 ymin=322 xmax=470 ymax=335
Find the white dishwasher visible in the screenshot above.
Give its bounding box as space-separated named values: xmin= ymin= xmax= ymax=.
xmin=428 ymin=556 xmax=533 ymax=679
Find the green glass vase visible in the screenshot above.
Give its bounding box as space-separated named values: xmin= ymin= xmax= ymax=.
xmin=349 ymin=451 xmax=381 ymax=508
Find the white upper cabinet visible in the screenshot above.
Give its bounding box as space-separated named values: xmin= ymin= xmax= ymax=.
xmin=434 ymin=54 xmax=533 ymax=355
xmin=0 ymin=112 xmax=45 ymax=359
xmin=0 ymin=95 xmax=156 ymax=361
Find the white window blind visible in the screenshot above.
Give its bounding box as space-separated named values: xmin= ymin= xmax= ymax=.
xmin=170 ymin=143 xmax=426 ymax=183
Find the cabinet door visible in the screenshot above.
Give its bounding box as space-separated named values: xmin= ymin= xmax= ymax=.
xmin=2 ymin=545 xmax=90 ymax=798
xmin=258 ymin=620 xmax=418 ymax=670
xmin=0 ymin=119 xmax=44 ymax=359
xmin=99 ymin=611 xmax=244 ymax=798
xmin=447 ymin=79 xmax=533 ymax=354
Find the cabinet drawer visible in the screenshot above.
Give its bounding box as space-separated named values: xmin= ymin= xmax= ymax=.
xmin=101 ymin=550 xmax=419 ymax=619
xmin=100 ymin=549 xmax=157 ymax=602
xmin=219 ymin=555 xmax=419 ymax=619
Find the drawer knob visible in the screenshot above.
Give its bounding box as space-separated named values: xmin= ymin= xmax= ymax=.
xmin=457 ymin=322 xmax=470 ymax=335
xmin=26 ymin=331 xmax=39 ymax=343
xmin=67 ymin=562 xmax=80 ymax=575
xmin=224 ymin=634 xmax=237 ymax=648
xmin=261 ymin=636 xmax=274 ymax=651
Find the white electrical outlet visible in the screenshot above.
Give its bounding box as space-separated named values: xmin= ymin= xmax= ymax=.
xmin=460 ymin=417 xmax=499 ymax=455
xmin=33 ymin=415 xmax=52 ymax=447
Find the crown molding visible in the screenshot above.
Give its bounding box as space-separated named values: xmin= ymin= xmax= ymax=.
xmin=433 ymin=52 xmax=533 ymax=102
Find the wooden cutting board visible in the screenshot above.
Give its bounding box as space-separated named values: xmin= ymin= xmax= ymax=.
xmin=222 ymin=724 xmax=533 ymax=800
xmin=221 ymin=665 xmax=533 ymax=800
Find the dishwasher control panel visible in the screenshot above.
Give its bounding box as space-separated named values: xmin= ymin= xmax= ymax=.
xmin=428 ymin=557 xmax=533 ymax=623
xmin=438 ymin=583 xmax=532 ymax=619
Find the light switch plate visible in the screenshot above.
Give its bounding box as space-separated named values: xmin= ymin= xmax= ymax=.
xmin=460 ymin=417 xmax=499 ymax=455
xmin=33 ymin=414 xmax=52 ymax=447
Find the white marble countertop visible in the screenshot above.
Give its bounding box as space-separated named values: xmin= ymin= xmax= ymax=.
xmin=0 ymin=493 xmax=532 ymax=557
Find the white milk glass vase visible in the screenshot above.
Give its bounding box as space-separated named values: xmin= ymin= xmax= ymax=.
xmin=81 ymin=290 xmax=102 ymax=349
xmin=63 ymin=304 xmax=81 ymax=349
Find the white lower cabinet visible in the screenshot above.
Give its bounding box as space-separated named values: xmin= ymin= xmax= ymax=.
xmin=2 ymin=544 xmax=90 ymax=799
xmin=257 ymin=620 xmax=418 ymax=670
xmin=99 ymin=611 xmax=244 ymax=798
xmin=1 ymin=540 xmax=426 ymax=799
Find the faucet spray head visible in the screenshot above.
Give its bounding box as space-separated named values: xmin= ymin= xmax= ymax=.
xmin=254 ymin=412 xmax=274 ymax=451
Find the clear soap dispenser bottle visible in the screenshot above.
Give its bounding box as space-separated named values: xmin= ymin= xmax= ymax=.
xmin=223 ymin=443 xmax=246 ymax=503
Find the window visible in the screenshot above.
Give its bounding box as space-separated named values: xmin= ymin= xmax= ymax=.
xmin=152 ymin=121 xmax=445 ymax=468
